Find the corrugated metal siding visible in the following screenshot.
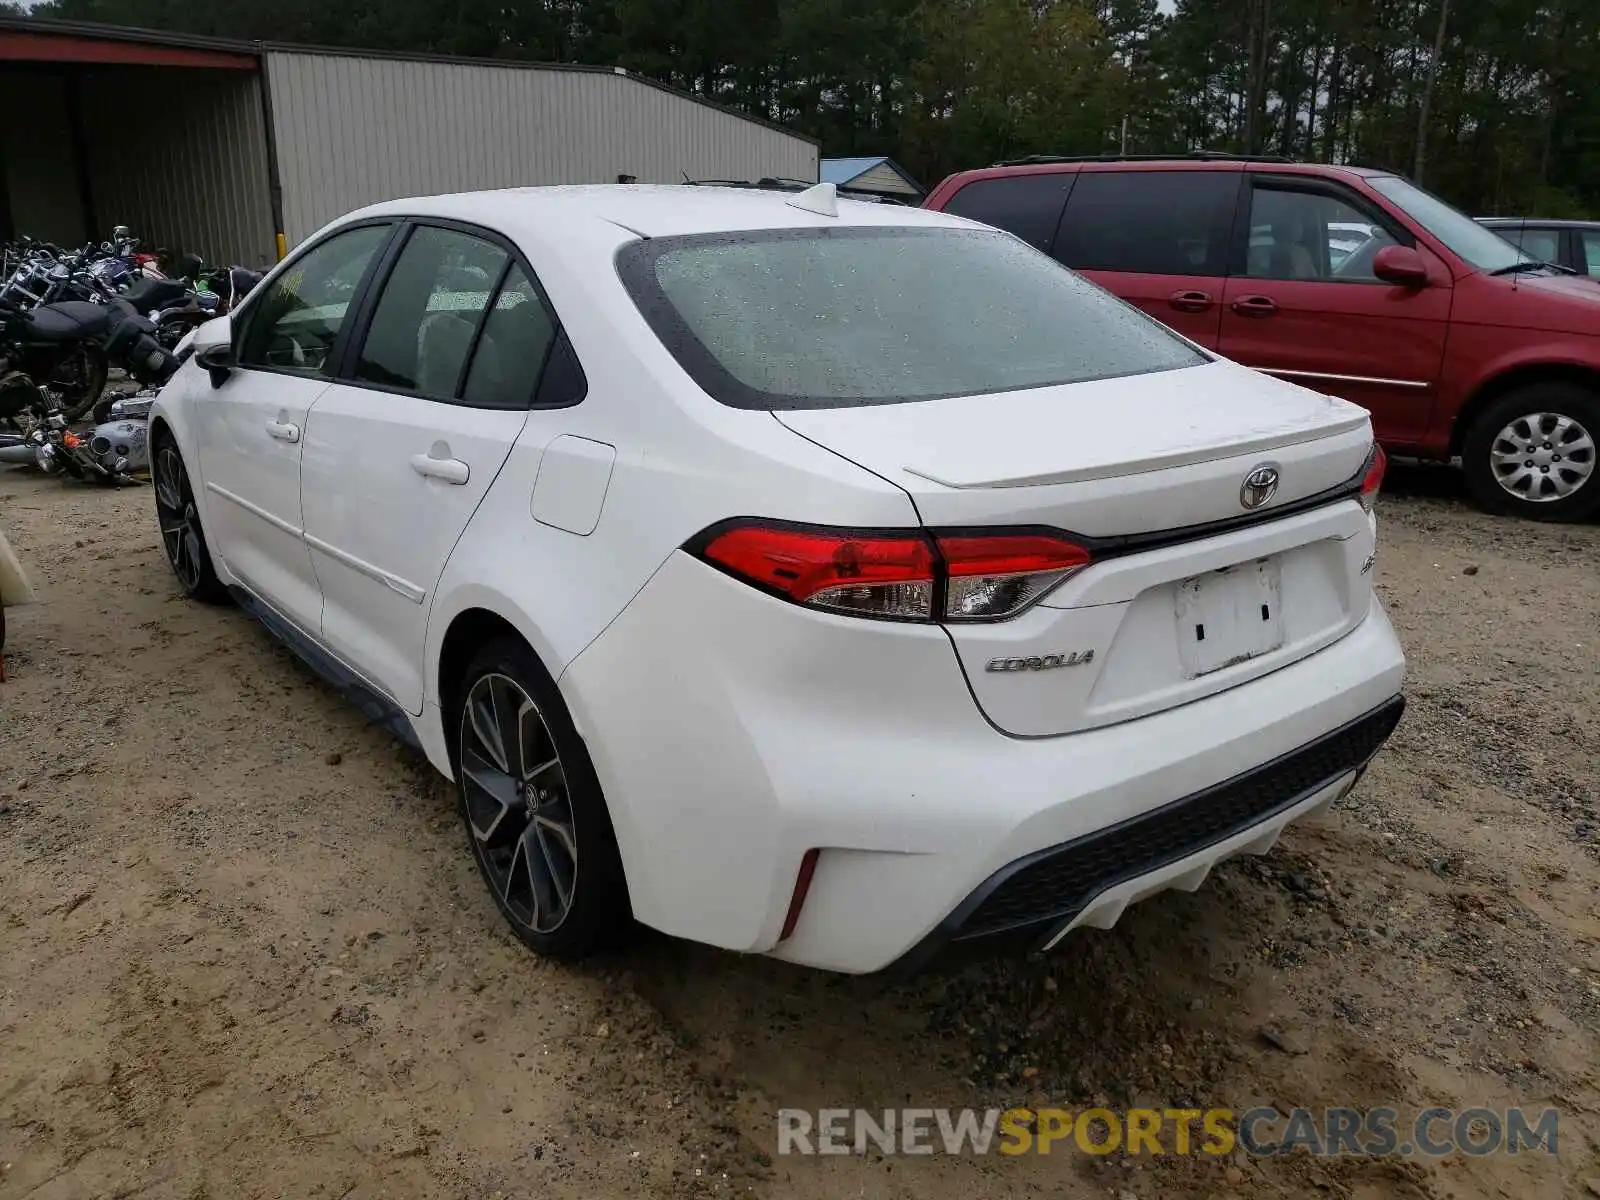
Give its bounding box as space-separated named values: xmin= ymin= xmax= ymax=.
xmin=0 ymin=70 xmax=87 ymax=245
xmin=265 ymin=52 xmax=819 ymax=243
xmin=80 ymin=67 xmax=275 ymax=266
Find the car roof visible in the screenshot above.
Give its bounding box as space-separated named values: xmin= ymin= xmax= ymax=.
xmin=937 ymin=158 xmax=1395 ymax=185
xmin=1477 ymin=217 xmax=1600 ymax=229
xmin=349 ymin=183 xmax=963 ymax=239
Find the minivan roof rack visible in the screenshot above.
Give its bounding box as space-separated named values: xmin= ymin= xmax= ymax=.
xmin=989 ymin=152 xmax=1298 ymax=167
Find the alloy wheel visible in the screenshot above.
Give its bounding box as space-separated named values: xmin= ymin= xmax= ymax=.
xmin=1489 ymin=412 xmax=1596 ymax=503
xmin=458 ymin=673 xmax=578 ymax=935
xmin=154 ymin=445 xmax=204 ymax=593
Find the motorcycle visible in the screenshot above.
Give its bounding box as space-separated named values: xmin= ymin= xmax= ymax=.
xmin=0 ymin=296 xmax=177 ymax=484
xmin=0 ymin=307 xmax=107 ymax=426
xmin=202 ymin=263 xmax=264 ymax=315
xmin=1 ymin=229 xmax=260 ymax=395
xmin=0 ymin=235 xmax=151 ymax=421
xmin=143 ymin=258 xmax=260 ymax=351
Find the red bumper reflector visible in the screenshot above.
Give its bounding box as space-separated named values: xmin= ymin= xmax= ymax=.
xmin=779 ymin=848 xmax=821 ymax=941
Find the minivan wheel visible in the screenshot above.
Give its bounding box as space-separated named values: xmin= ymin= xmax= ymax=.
xmin=452 ymin=637 xmax=630 ymax=959
xmin=1462 ymin=384 xmax=1600 ymax=521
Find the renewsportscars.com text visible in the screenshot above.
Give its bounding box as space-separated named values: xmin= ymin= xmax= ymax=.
xmin=777 ymin=1106 xmax=1559 ymax=1158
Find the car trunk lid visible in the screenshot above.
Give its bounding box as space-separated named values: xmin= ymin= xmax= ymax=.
xmin=774 ymin=359 xmax=1378 ymax=736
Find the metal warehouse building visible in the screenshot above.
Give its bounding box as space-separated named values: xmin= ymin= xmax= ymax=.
xmin=0 ymin=18 xmax=818 ymax=267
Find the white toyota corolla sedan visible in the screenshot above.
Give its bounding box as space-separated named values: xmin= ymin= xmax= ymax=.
xmin=151 ymin=182 xmax=1405 ymax=974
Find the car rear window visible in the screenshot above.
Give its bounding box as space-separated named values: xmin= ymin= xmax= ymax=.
xmin=615 ymin=226 xmax=1206 ymax=410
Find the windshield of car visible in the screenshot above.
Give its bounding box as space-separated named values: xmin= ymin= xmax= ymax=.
xmin=1368 ymin=175 xmax=1529 ymax=271
xmin=615 ymin=226 xmax=1206 ymax=409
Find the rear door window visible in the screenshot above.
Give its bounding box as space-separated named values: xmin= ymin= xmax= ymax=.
xmin=460 ymin=265 xmax=561 ymax=409
xmin=354 ymin=225 xmax=510 ymax=398
xmin=1582 ymin=231 xmax=1600 ymax=276
xmin=1054 ymin=171 xmax=1239 ymax=276
xmin=941 ymin=174 xmax=1074 ymax=251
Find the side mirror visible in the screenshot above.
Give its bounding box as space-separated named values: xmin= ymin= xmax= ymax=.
xmin=192 ymin=315 xmax=236 ymax=387
xmin=197 ymin=342 xmax=236 ymax=388
xmin=1372 ymin=245 xmax=1429 ymax=288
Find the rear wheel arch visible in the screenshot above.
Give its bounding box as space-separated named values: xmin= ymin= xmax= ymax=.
xmin=1450 ymin=362 xmax=1600 ymax=457
xmin=440 ymin=614 xmax=635 ymax=957
xmin=436 ymin=607 xmax=528 ymax=731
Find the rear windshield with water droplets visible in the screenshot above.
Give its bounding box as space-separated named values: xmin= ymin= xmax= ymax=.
xmin=614 ymin=226 xmax=1207 ymax=410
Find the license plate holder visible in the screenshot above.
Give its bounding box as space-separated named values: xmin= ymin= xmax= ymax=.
xmin=1175 ymin=558 xmax=1284 ymax=678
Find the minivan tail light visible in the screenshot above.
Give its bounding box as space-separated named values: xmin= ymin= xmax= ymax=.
xmin=938 ymin=533 xmax=1093 ymax=621
xmin=692 ymin=523 xmax=1092 ymax=623
xmin=1359 ymin=444 xmax=1387 ymax=513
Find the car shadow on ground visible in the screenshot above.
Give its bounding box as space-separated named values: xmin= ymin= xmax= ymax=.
xmin=1381 ymin=457 xmax=1470 ymax=503
xmin=613 ymin=848 xmax=1306 ymax=1109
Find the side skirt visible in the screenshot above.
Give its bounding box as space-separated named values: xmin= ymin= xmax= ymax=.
xmin=227 ymin=585 xmax=422 ymax=751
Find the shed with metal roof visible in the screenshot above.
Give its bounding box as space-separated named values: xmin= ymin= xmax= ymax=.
xmin=819 ymin=156 xmax=924 ymax=200
xmin=0 ymin=17 xmax=819 ymax=265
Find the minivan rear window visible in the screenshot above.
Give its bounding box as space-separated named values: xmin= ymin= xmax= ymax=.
xmin=615 ymin=226 xmax=1206 ymax=410
xmin=941 ymin=174 xmax=1073 ymax=250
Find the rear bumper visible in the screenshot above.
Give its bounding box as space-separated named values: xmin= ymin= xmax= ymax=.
xmin=560 ymin=552 xmax=1407 ymax=974
xmin=887 ymin=696 xmax=1402 ymax=975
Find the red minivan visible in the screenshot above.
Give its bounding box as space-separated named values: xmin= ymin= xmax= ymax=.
xmin=924 ymin=157 xmax=1600 ymax=521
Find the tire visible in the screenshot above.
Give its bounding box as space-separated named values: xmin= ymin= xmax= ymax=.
xmin=1461 ymin=383 xmax=1600 ymax=522
xmin=151 ymin=432 xmax=229 ymax=603
xmin=451 ymin=636 xmax=631 ymax=960
xmin=52 ymin=343 xmax=109 ymax=424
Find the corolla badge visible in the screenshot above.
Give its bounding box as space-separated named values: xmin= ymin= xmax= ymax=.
xmin=985 ymin=651 xmax=1095 ymax=673
xmin=1240 ymin=464 xmax=1281 ymax=510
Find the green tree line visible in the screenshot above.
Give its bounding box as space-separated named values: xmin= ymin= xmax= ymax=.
xmin=25 ymin=0 xmax=1600 ymax=216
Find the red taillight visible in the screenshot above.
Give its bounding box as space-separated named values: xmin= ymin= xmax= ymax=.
xmin=1359 ymin=444 xmax=1387 ymax=513
xmin=693 ymin=523 xmax=1092 ymax=623
xmin=697 ymin=525 xmax=937 ymax=620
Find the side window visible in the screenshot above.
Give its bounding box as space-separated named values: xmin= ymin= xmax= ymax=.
xmin=1499 ymin=226 xmax=1561 ymax=265
xmin=1245 ymin=186 xmax=1397 ymax=282
xmin=941 ymin=174 xmax=1073 ymax=251
xmin=355 ymin=226 xmax=510 ymax=397
xmin=1582 ymin=231 xmax=1600 ymax=277
xmin=238 ymin=224 xmax=389 ymax=373
xmin=461 ymin=265 xmax=560 ymax=409
xmin=1054 ymin=171 xmax=1238 ymax=276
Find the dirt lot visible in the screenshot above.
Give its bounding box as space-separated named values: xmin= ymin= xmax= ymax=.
xmin=1 ymin=462 xmax=1597 ymax=1200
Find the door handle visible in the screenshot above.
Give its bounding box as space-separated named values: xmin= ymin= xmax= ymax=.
xmin=410 ymin=449 xmax=470 ymax=486
xmin=265 ymin=419 xmax=300 ymax=443
xmin=1231 ymin=294 xmax=1279 ymax=318
xmin=1168 ymin=289 xmax=1213 ymax=313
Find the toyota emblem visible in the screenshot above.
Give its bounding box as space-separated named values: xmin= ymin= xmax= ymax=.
xmin=1240 ymin=465 xmax=1280 ymax=510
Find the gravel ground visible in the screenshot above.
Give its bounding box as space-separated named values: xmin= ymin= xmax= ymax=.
xmin=1 ymin=461 xmax=1597 ymax=1200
